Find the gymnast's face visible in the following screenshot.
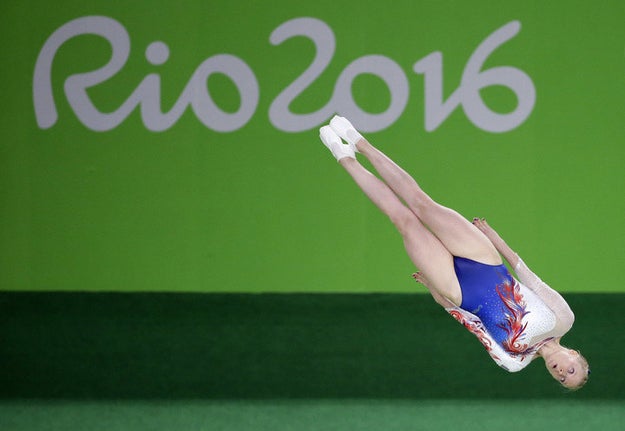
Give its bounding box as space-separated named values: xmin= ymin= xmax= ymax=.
xmin=545 ymin=349 xmax=588 ymax=389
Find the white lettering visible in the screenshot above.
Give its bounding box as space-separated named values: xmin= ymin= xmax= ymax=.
xmin=268 ymin=18 xmax=336 ymax=132
xmin=34 ymin=16 xmax=130 ymax=129
xmin=414 ymin=21 xmax=535 ymax=133
xmin=34 ymin=16 xmax=259 ymax=132
xmin=269 ymin=18 xmax=408 ymax=133
xmin=34 ymin=16 xmax=535 ymax=134
xmin=334 ymin=55 xmax=409 ymax=132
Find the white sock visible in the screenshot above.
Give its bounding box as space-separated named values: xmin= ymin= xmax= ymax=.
xmin=319 ymin=126 xmax=355 ymax=161
xmin=329 ymin=115 xmax=363 ymax=151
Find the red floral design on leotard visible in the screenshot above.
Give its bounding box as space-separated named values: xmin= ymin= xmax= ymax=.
xmin=496 ymin=279 xmax=530 ymax=354
xmin=448 ymin=309 xmax=500 ymax=360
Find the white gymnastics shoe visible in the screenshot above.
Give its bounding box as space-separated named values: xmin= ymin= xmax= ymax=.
xmin=329 ymin=115 xmax=363 ymax=151
xmin=319 ymin=126 xmax=355 ymax=161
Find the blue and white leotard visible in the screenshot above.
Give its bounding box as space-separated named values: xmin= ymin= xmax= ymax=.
xmin=446 ymin=256 xmax=569 ymax=372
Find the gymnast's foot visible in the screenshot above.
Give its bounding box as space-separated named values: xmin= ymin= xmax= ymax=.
xmin=329 ymin=115 xmax=364 ymax=151
xmin=319 ymin=125 xmax=355 ymax=162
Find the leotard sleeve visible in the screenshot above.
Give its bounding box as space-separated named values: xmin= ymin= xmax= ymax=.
xmin=513 ymin=259 xmax=574 ymax=337
xmin=445 ymin=307 xmax=536 ymax=372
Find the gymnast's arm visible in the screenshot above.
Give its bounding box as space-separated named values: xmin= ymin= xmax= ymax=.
xmin=472 ymin=218 xmax=574 ymax=333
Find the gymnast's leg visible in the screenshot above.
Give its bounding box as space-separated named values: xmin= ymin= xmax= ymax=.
xmin=319 ymin=126 xmax=462 ymax=305
xmin=329 ymin=116 xmax=501 ymax=266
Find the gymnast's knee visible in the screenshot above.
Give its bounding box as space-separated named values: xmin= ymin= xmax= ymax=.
xmin=406 ymin=191 xmax=437 ymax=217
xmin=390 ymin=210 xmax=421 ymax=237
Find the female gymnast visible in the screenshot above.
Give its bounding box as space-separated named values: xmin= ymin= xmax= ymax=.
xmin=319 ymin=116 xmax=589 ymax=389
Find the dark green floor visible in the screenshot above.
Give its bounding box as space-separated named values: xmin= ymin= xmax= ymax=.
xmin=1 ymin=292 xmax=621 ymax=399
xmin=2 ymin=399 xmax=625 ymax=431
xmin=1 ymin=292 xmax=624 ymax=430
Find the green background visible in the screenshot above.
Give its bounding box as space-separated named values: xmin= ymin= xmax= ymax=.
xmin=2 ymin=0 xmax=624 ymax=293
xmin=2 ymin=2 xmax=625 ymax=429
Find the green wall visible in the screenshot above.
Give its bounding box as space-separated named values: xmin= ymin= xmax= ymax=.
xmin=1 ymin=1 xmax=624 ymax=292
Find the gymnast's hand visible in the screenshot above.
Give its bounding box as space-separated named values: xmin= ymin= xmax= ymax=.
xmin=472 ymin=217 xmax=501 ymax=245
xmin=411 ymin=271 xmax=430 ymax=288
xmin=472 ymin=217 xmax=492 ymax=234
xmin=472 ymin=217 xmax=521 ymax=271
